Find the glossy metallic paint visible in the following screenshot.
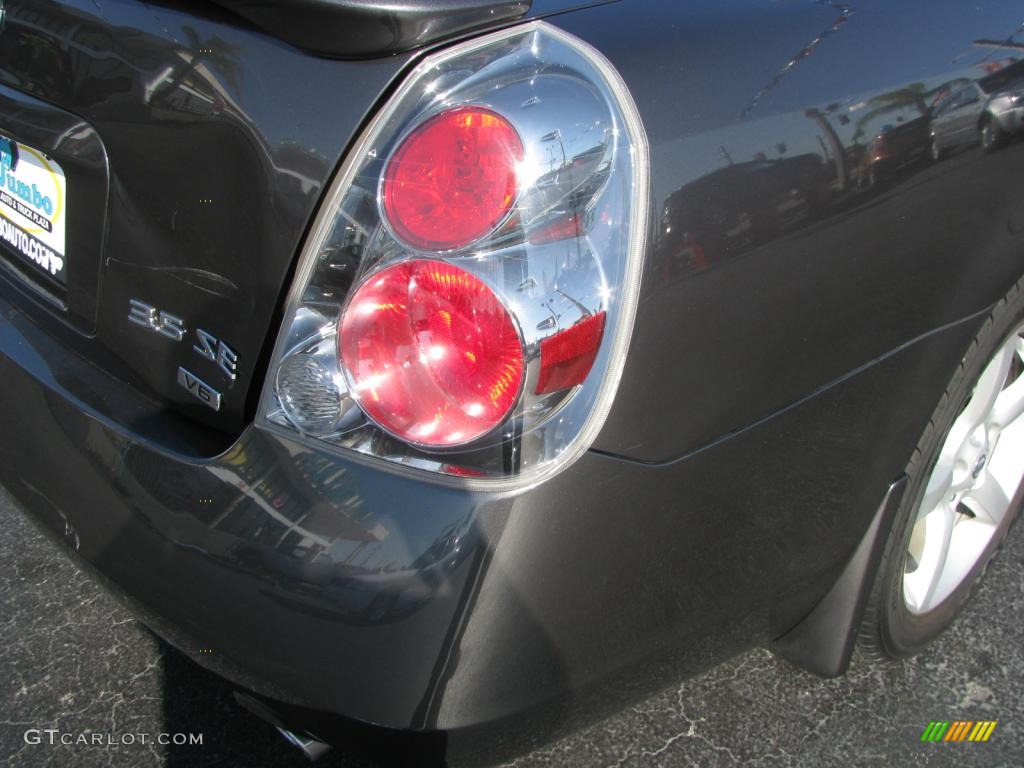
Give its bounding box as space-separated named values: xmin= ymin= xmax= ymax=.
xmin=1 ymin=0 xmax=1023 ymax=762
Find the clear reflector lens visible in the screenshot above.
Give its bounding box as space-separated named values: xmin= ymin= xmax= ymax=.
xmin=276 ymin=352 xmax=342 ymax=435
xmin=339 ymin=260 xmax=524 ymax=447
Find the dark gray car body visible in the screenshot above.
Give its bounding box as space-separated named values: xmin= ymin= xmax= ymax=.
xmin=1 ymin=0 xmax=1023 ymax=763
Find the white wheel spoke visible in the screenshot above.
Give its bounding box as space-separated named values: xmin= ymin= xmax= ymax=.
xmin=991 ymin=375 xmax=1024 ymax=431
xmin=964 ymin=343 xmax=1014 ymax=433
xmin=918 ymin=457 xmax=954 ymax=520
xmin=962 ymin=468 xmax=1011 ymax=526
xmin=905 ymin=503 xmax=956 ymax=613
xmin=919 ymin=503 xmax=956 ymax=611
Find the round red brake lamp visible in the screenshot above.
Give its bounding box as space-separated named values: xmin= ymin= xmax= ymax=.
xmin=339 ymin=259 xmax=524 ymax=447
xmin=382 ymin=107 xmax=523 ymax=251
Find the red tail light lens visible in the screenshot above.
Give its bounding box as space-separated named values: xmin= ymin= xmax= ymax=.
xmin=383 ymin=108 xmax=523 ymax=251
xmin=339 ymin=260 xmax=524 ymax=447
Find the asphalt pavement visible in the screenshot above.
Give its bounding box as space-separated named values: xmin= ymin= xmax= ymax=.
xmin=1 ymin=477 xmax=1021 ymax=768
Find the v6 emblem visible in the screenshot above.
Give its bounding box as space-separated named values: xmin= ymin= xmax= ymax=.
xmin=177 ymin=367 xmax=222 ymax=411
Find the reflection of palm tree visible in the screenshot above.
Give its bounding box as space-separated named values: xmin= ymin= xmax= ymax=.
xmin=154 ymin=25 xmax=244 ymax=103
xmin=853 ymin=79 xmax=969 ymax=141
xmin=874 ymin=82 xmax=931 ymax=114
xmin=805 ymin=105 xmax=847 ymax=191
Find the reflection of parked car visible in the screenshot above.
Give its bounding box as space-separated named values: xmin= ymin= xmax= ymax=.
xmin=774 ymin=152 xmax=834 ymax=213
xmin=661 ymin=153 xmax=830 ymax=272
xmin=931 ymin=68 xmax=1024 ymax=157
xmin=858 ymin=115 xmax=931 ymax=186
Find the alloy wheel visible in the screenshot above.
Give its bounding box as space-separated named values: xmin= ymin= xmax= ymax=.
xmin=981 ymin=122 xmax=998 ymax=151
xmin=903 ymin=322 xmax=1024 ymax=614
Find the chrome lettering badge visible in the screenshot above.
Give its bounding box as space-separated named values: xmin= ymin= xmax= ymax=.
xmin=193 ymin=327 xmax=238 ymax=381
xmin=177 ymin=367 xmax=222 ymax=411
xmin=128 ymin=298 xmax=186 ymax=341
xmin=129 ymin=299 xmax=240 ymax=387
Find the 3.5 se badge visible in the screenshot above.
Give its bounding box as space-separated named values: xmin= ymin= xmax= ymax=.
xmin=128 ymin=298 xmax=239 ymax=411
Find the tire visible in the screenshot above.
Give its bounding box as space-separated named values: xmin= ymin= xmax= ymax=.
xmin=859 ymin=277 xmax=1024 ymax=659
xmin=980 ymin=117 xmax=1002 ymax=152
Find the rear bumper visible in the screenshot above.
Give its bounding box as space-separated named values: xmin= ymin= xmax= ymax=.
xmin=0 ymin=281 xmax=779 ymax=738
xmin=0 ymin=281 xmax=979 ymax=760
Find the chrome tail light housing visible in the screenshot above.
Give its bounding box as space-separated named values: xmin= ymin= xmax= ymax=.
xmin=257 ymin=21 xmax=649 ymax=489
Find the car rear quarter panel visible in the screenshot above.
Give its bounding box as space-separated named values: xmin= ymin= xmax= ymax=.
xmin=435 ymin=0 xmax=1024 ymax=747
xmin=576 ymin=0 xmax=1024 ymax=463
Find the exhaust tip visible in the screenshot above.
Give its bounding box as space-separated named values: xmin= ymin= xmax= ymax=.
xmin=277 ymin=728 xmax=333 ymax=761
xmin=233 ymin=691 xmax=332 ymax=761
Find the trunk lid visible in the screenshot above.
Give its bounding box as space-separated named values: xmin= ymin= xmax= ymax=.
xmin=206 ymin=0 xmax=531 ymax=58
xmin=0 ymin=0 xmax=413 ymax=444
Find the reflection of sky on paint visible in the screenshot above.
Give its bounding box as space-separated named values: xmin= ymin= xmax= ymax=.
xmin=632 ymin=0 xmax=1024 ymax=196
xmin=757 ymin=1 xmax=1020 ymax=111
xmin=52 ymin=0 xmax=1024 ymax=199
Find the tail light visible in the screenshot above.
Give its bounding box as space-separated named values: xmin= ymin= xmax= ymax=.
xmin=257 ymin=21 xmax=649 ymax=488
